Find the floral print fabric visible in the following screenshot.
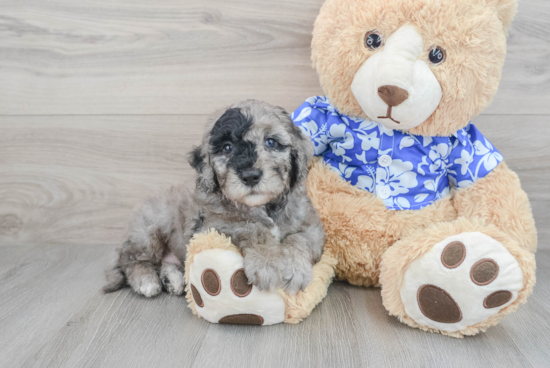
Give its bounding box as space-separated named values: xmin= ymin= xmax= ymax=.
xmin=292 ymin=96 xmax=503 ymax=210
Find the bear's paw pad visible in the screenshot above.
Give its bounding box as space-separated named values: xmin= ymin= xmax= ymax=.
xmin=400 ymin=232 xmax=523 ymax=332
xmin=188 ymin=249 xmax=285 ymax=326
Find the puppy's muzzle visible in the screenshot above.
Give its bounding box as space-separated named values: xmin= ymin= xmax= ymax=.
xmin=239 ymin=169 xmax=263 ymax=187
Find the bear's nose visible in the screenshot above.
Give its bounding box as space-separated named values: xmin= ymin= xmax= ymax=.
xmin=239 ymin=169 xmax=262 ymax=187
xmin=377 ymin=85 xmax=409 ymax=107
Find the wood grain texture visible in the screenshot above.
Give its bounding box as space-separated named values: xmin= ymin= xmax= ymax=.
xmin=0 ymin=245 xmax=548 ymax=368
xmin=0 ymin=0 xmax=324 ymax=115
xmin=0 ymin=0 xmax=549 ymax=115
xmin=0 ymin=244 xmax=113 ymax=368
xmin=0 ymin=115 xmax=203 ymax=245
xmin=1 ymin=114 xmax=548 ymax=247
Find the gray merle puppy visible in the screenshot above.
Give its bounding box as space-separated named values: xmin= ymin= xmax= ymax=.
xmin=104 ymin=100 xmax=325 ymax=297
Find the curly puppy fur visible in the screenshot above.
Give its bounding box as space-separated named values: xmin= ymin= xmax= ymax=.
xmin=104 ymin=100 xmax=325 ymax=297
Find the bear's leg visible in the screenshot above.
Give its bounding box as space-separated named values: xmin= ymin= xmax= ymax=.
xmin=379 ymin=217 xmax=536 ymax=338
xmin=184 ymin=230 xmax=336 ymax=325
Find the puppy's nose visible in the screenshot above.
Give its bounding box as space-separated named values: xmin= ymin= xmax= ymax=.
xmin=239 ymin=169 xmax=262 ymax=187
xmin=377 ymin=85 xmax=409 ymax=107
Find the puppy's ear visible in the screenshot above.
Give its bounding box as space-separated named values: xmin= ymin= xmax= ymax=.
xmin=189 ymin=145 xmax=205 ymax=172
xmin=188 ymin=144 xmax=218 ymax=193
xmin=283 ymin=110 xmax=314 ymax=189
xmin=289 ymin=139 xmax=314 ymax=189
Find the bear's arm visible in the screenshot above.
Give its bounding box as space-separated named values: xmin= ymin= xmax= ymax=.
xmin=447 ymin=124 xmax=536 ymax=252
xmin=452 ymin=161 xmax=537 ymax=253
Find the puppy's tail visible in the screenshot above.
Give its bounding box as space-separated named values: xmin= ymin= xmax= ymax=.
xmin=103 ymin=266 xmax=126 ymax=293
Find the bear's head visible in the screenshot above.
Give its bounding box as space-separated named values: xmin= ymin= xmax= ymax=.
xmin=312 ymin=0 xmax=517 ymax=136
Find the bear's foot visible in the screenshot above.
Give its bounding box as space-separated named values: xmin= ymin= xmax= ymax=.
xmin=187 ymin=248 xmax=286 ymax=325
xmin=185 ymin=230 xmax=337 ymax=325
xmin=400 ymin=232 xmax=523 ymax=333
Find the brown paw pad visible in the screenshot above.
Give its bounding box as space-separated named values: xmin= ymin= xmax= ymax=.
xmin=202 ymin=268 xmax=221 ymax=296
xmin=417 ymin=284 xmax=462 ymax=323
xmin=219 ymin=314 xmax=264 ymax=325
xmin=484 ymin=290 xmax=512 ymax=309
xmin=441 ymin=241 xmax=466 ymax=269
xmin=470 ymin=259 xmax=499 ymax=285
xmin=231 ymin=269 xmax=252 ymax=297
xmin=191 ymin=284 xmax=204 ymax=308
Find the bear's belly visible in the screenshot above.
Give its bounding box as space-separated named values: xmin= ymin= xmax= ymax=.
xmin=306 ymin=158 xmax=457 ymax=287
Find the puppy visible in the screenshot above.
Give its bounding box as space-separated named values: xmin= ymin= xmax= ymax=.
xmin=104 ymin=100 xmax=325 ymax=297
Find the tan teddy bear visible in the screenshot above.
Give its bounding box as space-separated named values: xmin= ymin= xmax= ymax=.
xmin=184 ymin=0 xmax=536 ymax=338
xmin=290 ymin=0 xmax=537 ymax=337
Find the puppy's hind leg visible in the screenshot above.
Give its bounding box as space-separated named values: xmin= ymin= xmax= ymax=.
xmin=127 ymin=262 xmax=162 ymax=298
xmin=103 ymin=240 xmax=164 ymax=297
xmin=104 ymin=192 xmax=180 ymax=298
xmin=117 ymin=234 xmax=165 ymax=298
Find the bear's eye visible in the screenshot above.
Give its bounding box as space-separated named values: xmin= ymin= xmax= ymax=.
xmin=428 ymin=47 xmax=446 ymax=65
xmin=265 ymin=138 xmax=279 ymax=149
xmin=364 ymin=31 xmax=383 ymax=50
xmin=222 ymin=143 xmax=232 ymax=155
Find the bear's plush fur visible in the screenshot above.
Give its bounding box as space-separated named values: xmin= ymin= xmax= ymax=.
xmin=301 ymin=0 xmax=537 ymax=337
xmin=185 ymin=230 xmax=338 ymax=324
xmin=312 ymin=0 xmax=518 ymax=137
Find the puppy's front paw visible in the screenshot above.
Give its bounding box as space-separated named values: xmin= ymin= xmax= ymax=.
xmin=281 ymin=256 xmax=313 ymax=295
xmin=160 ymin=263 xmax=185 ymax=295
xmin=243 ymin=249 xmax=282 ymax=291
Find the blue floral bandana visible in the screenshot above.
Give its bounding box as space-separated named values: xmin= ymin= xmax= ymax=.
xmin=292 ymin=96 xmax=503 ymax=211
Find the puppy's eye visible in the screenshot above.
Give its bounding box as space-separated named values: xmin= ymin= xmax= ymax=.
xmin=364 ymin=31 xmax=383 ymax=50
xmin=265 ymin=138 xmax=279 ymax=149
xmin=222 ymin=143 xmax=232 ymax=155
xmin=428 ymin=47 xmax=446 ymax=65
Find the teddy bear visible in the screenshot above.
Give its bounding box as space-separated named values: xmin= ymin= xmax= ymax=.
xmin=184 ymin=0 xmax=537 ymax=337
xmin=288 ymin=0 xmax=537 ymax=337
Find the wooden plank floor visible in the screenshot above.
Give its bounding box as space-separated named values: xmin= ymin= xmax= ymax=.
xmin=1 ymin=0 xmax=550 ymax=367
xmin=0 ymin=245 xmax=548 ymax=368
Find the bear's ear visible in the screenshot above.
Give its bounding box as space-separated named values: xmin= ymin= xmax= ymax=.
xmin=488 ymin=0 xmax=518 ymax=28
